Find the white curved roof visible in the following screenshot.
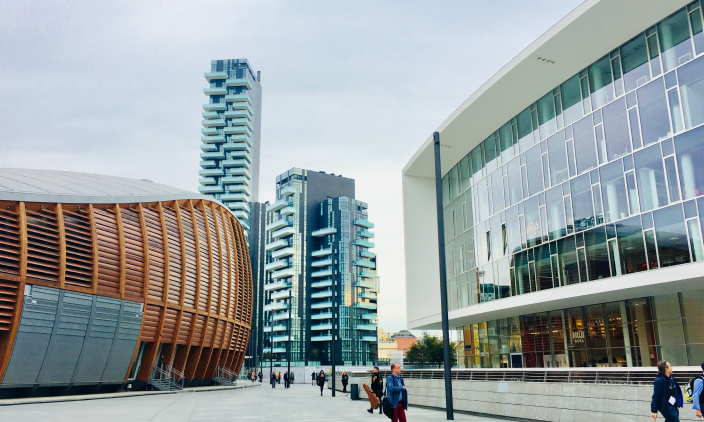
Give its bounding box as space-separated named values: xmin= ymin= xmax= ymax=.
xmin=0 ymin=169 xmax=213 ymax=205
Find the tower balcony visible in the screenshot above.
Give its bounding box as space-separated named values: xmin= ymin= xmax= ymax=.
xmin=231 ymin=102 xmax=253 ymax=114
xmin=226 ymin=201 xmax=250 ymax=212
xmin=354 ymin=219 xmax=374 ymax=228
xmin=272 ymin=313 xmax=291 ymax=321
xmin=222 ymin=159 xmax=249 ymax=168
xmin=226 ymin=77 xmax=253 ymax=89
xmin=199 ymin=169 xmax=224 ymax=177
xmin=222 ymin=175 xmax=250 ymax=185
xmin=354 ymin=302 xmax=377 ymax=310
xmin=358 ymin=230 xmax=374 ymax=238
xmin=264 ymin=280 xmax=291 ymax=291
xmin=200 ymin=144 xmax=218 ymax=152
xmin=311 ymin=301 xmax=332 ymax=310
xmin=353 ymin=239 xmax=375 ymax=248
xmin=361 ymin=336 xmax=377 ymax=342
xmin=280 ymin=206 xmax=296 ymax=216
xmin=360 ymin=250 xmax=376 ymax=259
xmin=358 ymin=291 xmax=377 ymax=300
xmin=223 ymin=126 xmax=252 ymax=137
xmin=202 ymin=119 xmax=226 ymax=127
xmin=311 ymin=312 xmax=332 ymax=320
xmin=265 ymin=259 xmax=291 ymax=272
xmin=224 ymin=109 xmax=252 ymax=119
xmin=263 ymin=324 xmax=287 ymax=333
xmin=310 ymin=323 xmax=332 ymax=331
xmin=201 ymin=135 xmax=226 ymax=144
xmin=232 ymin=210 xmax=248 ymax=221
xmin=355 ymin=280 xmax=377 ymax=290
xmin=228 ymin=166 xmax=251 ymax=176
xmin=271 ymin=335 xmax=289 ymax=342
xmin=263 ymin=302 xmax=289 ymax=312
xmin=202 ymin=111 xmax=220 ymax=119
xmin=311 ymin=290 xmax=332 ymax=299
xmin=312 ymin=227 xmax=337 ymax=237
xmin=311 ymin=335 xmax=332 ymax=342
xmin=358 ymin=270 xmax=376 ymax=279
xmin=221 ymin=192 xmax=248 ymax=201
xmin=197 ymin=185 xmax=223 ymax=194
xmin=353 ymin=260 xmax=375 ymax=269
xmin=201 ymin=128 xmax=218 ymax=137
xmin=226 ymin=93 xmax=252 ymax=104
xmin=204 ymin=87 xmax=227 ymax=96
xmin=280 ymin=185 xmax=297 ymax=196
xmin=270 ymin=267 xmax=296 ymax=280
xmin=266 ymin=238 xmax=291 ymax=251
xmin=199 ymin=160 xmax=216 ymax=168
xmin=361 ymin=313 xmax=377 ymax=321
xmin=200 ymin=151 xmax=225 ymax=160
xmin=204 ymin=71 xmax=228 ymax=81
xmin=227 ymin=133 xmax=252 ymax=146
xmin=311 ymin=268 xmax=332 ymax=278
xmin=223 ymin=142 xmax=252 ymax=153
xmin=199 ymin=177 xmax=216 ymax=185
xmin=268 ymin=199 xmax=293 ymax=212
xmin=263 ymin=347 xmax=287 ymax=353
xmin=270 ymin=289 xmax=291 ymax=300
xmin=228 ymin=117 xmax=252 ymax=128
xmin=356 ymin=324 xmax=377 ymax=331
xmin=271 ymin=246 xmax=295 ymax=259
xmin=203 ymin=103 xmax=227 ymax=111
xmin=312 ymin=247 xmax=332 ymax=257
xmin=311 ymin=279 xmax=332 ymax=289
xmin=271 ymin=226 xmax=295 ymax=239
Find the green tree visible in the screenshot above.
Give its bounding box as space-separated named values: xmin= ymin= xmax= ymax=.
xmin=405 ymin=333 xmax=457 ymax=368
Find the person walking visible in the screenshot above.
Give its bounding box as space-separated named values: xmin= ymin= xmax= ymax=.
xmin=312 ymin=371 xmax=316 ymax=386
xmin=277 ymin=371 xmax=281 ymax=384
xmin=367 ymin=366 xmax=384 ymax=414
xmin=386 ymin=363 xmax=408 ymax=422
xmin=651 ymin=360 xmax=683 ymax=421
xmin=317 ymin=370 xmax=326 ymax=396
xmin=290 ymin=372 xmax=295 ymax=384
xmin=259 ymin=371 xmax=263 ymax=383
xmin=284 ymin=371 xmax=289 ymax=389
xmin=251 ymin=370 xmax=256 ymax=383
xmin=692 ymin=362 xmax=704 ymax=419
xmin=341 ymin=371 xmax=349 ymax=394
xmin=270 ymin=371 xmax=277 ymax=389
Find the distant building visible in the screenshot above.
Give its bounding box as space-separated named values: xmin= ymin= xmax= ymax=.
xmin=378 ymin=328 xmax=391 ymax=341
xmin=377 ymin=340 xmax=397 ymax=363
xmin=391 ymin=330 xmax=417 ymax=355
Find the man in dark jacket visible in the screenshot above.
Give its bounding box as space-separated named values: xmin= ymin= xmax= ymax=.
xmin=651 ymin=360 xmax=683 ymax=421
xmin=270 ymin=371 xmax=277 ymax=389
xmin=284 ymin=371 xmax=289 ymax=389
xmin=386 ymin=363 xmax=408 ymax=422
xmin=367 ymin=366 xmax=384 ymax=414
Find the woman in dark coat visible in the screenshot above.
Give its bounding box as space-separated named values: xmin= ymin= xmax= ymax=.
xmin=317 ymin=370 xmax=326 ymax=396
xmin=341 ymin=371 xmax=349 ymax=394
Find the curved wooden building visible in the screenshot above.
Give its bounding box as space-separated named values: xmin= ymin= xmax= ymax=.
xmin=0 ymin=169 xmax=253 ymax=393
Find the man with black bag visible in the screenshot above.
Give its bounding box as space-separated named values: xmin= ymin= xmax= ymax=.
xmin=384 ymin=363 xmax=408 ymax=422
xmin=367 ymin=366 xmax=384 ymax=414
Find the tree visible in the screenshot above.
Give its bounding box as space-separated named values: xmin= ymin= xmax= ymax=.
xmin=262 ymin=352 xmax=271 ymax=361
xmin=405 ymin=333 xmax=457 ymax=368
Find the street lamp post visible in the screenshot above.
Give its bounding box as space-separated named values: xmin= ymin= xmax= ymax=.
xmin=433 ymin=131 xmax=454 ymax=420
xmin=331 ymin=279 xmax=336 ymax=397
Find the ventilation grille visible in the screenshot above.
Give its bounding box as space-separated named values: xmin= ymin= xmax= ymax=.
xmin=0 ymin=207 xmax=21 ymax=276
xmin=94 ymin=207 xmax=120 ymax=294
xmin=163 ymin=206 xmax=182 ymax=305
xmin=120 ymin=208 xmax=145 ymax=298
xmin=63 ymin=208 xmax=93 ymax=289
xmin=25 ymin=207 xmax=60 ymax=283
xmin=181 ymin=206 xmax=197 ymax=309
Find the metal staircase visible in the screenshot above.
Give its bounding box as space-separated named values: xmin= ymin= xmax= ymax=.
xmin=148 ymin=364 xmax=185 ymax=391
xmin=212 ymin=365 xmax=237 ymax=386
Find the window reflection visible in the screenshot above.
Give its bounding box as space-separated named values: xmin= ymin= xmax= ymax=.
xmin=634 ymin=144 xmax=669 ymax=212
xmin=571 ymin=174 xmax=595 ymax=231
xmin=573 ymin=115 xmax=598 ymax=174
xmin=637 ymin=78 xmax=672 ymax=146
xmin=589 ymin=55 xmax=615 ymax=110
xmin=603 ymin=97 xmax=633 ymax=161
xmin=621 ymin=34 xmax=651 ymax=92
xmin=600 ymin=160 xmax=630 ymax=223
xmin=658 ymin=9 xmax=694 ymax=73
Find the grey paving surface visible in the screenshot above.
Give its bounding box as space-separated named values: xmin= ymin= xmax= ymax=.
xmin=0 ymin=382 xmax=503 ymax=421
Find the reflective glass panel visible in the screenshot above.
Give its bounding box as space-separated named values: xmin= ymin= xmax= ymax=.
xmin=525 ymin=196 xmax=542 ymax=248
xmin=603 ymin=97 xmax=633 ymax=161
xmin=653 ymin=204 xmax=690 ymax=267
xmin=548 ymin=130 xmax=568 ymax=185
xmin=589 ymin=55 xmax=615 ymax=110
xmin=562 ymin=75 xmax=583 ymax=126
xmin=634 ymin=144 xmax=669 ymax=212
xmin=615 ymin=216 xmax=648 ymax=274
xmin=658 ymin=9 xmax=694 ymax=72
xmin=526 ymin=145 xmax=544 ymax=197
xmin=621 ymin=34 xmax=651 ymax=92
xmin=558 ymin=235 xmax=579 ymax=285
xmin=637 ymin=78 xmax=672 ymax=146
xmin=571 ymin=174 xmax=595 ymax=232
xmin=492 ymin=170 xmax=504 ymax=215
xmin=546 ymin=186 xmax=566 ymax=241
xmin=507 ymin=157 xmax=523 ymax=206
xmin=536 ymin=244 xmax=553 ymax=291
xmin=573 ymin=115 xmax=598 ymax=174
xmin=677 ymin=56 xmax=704 ymax=129
xmin=600 ymin=160 xmax=630 ymax=223
xmin=517 ymin=108 xmax=534 ymax=152
xmin=585 ymin=226 xmax=611 ymax=280
xmin=538 ymin=93 xmax=557 ymax=140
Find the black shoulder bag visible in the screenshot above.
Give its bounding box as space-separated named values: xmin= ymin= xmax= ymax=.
xmin=382 ymin=378 xmax=395 ymax=419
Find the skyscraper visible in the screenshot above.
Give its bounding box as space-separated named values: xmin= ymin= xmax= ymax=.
xmin=263 ymin=168 xmax=378 ymax=367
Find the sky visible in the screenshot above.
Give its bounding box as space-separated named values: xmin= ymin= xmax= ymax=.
xmin=0 ymin=0 xmax=583 ymax=333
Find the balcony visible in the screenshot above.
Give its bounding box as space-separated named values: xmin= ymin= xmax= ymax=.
xmin=204 ymin=71 xmax=228 ymax=81
xmin=221 ymin=192 xmax=248 ymax=201
xmin=312 ymin=248 xmax=332 ymax=257
xmin=311 ymin=312 xmax=332 ymax=320
xmin=228 ymin=117 xmax=252 ymax=128
xmin=266 ymin=238 xmax=291 ymax=251
xmin=226 ymin=201 xmax=250 ymax=212
xmin=311 ymin=279 xmax=332 ymax=288
xmin=223 ymin=142 xmax=251 ymax=153
xmin=361 ymin=336 xmax=377 ymax=342
xmin=227 ymin=133 xmax=252 ymax=146
xmin=353 ymin=239 xmax=375 ymax=248
xmin=266 ymin=218 xmax=292 ymax=232
xmin=271 ymin=335 xmax=289 ymax=342
xmin=360 ymin=250 xmax=376 ymax=259
xmin=353 ymin=260 xmax=375 ymax=269
xmin=228 ymin=167 xmax=251 ymax=176
xmin=268 ymin=199 xmax=293 ymax=212
xmin=358 ymin=291 xmax=377 ymax=300
xmin=311 ymin=268 xmax=332 ymax=278
xmin=202 ymin=119 xmax=226 ymax=128
xmin=358 ymin=230 xmax=374 ymax=238
xmin=222 ymin=159 xmax=249 ymax=168
xmin=263 ymin=347 xmax=287 ymax=353
xmin=202 ymin=111 xmax=220 ymax=119
xmin=311 ymin=335 xmax=332 ymax=341
xmin=232 ymin=210 xmax=248 ymax=221
xmin=356 ymin=324 xmax=377 ymax=331
xmin=225 ymin=93 xmax=252 ymax=104
xmin=203 ymin=103 xmax=227 ymax=111
xmin=271 ymin=247 xmax=295 ymax=259
xmin=362 ymin=313 xmax=377 ymax=320
xmin=311 ymin=323 xmax=332 ymax=331
xmin=311 ymin=290 xmax=332 ymax=299
xmin=199 ymin=160 xmax=215 ymax=168
xmin=240 ymin=219 xmax=250 ymax=231
xmin=271 ymin=226 xmax=295 ymax=239
xmin=264 ymin=280 xmax=291 ymax=291
xmin=221 ymin=175 xmax=249 ymax=185
xmin=354 ymin=302 xmax=377 ymax=310
xmin=199 ymin=169 xmax=223 ymax=177
xmin=201 ymin=135 xmax=226 ymax=144
xmin=312 ymin=227 xmax=337 ymax=237
xmin=280 ymin=206 xmax=296 ymax=216
xmin=201 ymin=128 xmax=218 ymax=137
xmin=225 ymin=77 xmax=253 ymax=89
xmin=272 ymin=313 xmax=291 ymax=321
xmin=270 ymin=267 xmax=296 ymax=280
xmin=223 ymin=126 xmax=252 ymax=137
xmin=354 ymin=219 xmax=374 ymax=228
xmin=312 ymin=258 xmax=332 ymax=268
xmin=200 ymin=151 xmax=225 ymax=160
xmin=358 ymin=270 xmax=376 ymax=279
xmin=204 ymin=87 xmax=227 ymax=96
xmin=263 ymin=302 xmax=288 ymax=312
xmin=263 ymin=324 xmax=287 ymax=333
xmin=197 ymin=185 xmax=223 ymax=194
xmin=224 ymin=109 xmax=252 ymax=119
xmin=200 ymin=144 xmax=218 ymax=152
xmin=270 ymin=289 xmax=291 ymax=300
xmin=231 ymin=102 xmax=253 ymax=114
xmin=265 ymin=260 xmax=290 ymax=272
xmin=199 ymin=177 xmax=215 ymax=185
xmin=280 ymin=185 xmax=297 ymax=196
xmin=311 ymin=300 xmax=332 ymax=309
xmin=355 ymin=281 xmax=377 ymax=290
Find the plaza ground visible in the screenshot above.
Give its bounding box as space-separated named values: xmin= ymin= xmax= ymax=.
xmin=0 ymin=381 xmax=503 ymax=421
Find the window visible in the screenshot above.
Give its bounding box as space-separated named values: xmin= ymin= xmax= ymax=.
xmin=603 ymin=97 xmax=632 ymax=161
xmin=653 ymin=204 xmax=690 ymax=268
xmin=635 ymin=144 xmax=669 ymax=211
xmin=615 ymin=216 xmax=647 ymax=273
xmin=537 ymin=93 xmax=557 ymax=139
xmin=621 ymin=34 xmax=651 ymax=92
xmin=573 ymin=116 xmax=598 ymax=174
xmin=571 ymin=174 xmax=595 ymax=232
xmin=600 ymin=160 xmax=630 ymax=223
xmin=675 ymin=125 xmax=704 ymax=200
xmin=637 ymin=78 xmax=672 ymax=146
xmin=546 ymin=186 xmax=566 ymax=240
xmin=507 ymin=157 xmax=523 ymax=206
xmin=526 ymin=145 xmax=544 ymax=197
xmin=517 ymin=108 xmax=534 ymax=152
xmin=548 ymin=130 xmax=568 ymax=185
xmin=561 ymin=75 xmax=583 ymax=126
xmin=677 ymin=56 xmax=704 ymax=129
xmin=589 ymin=55 xmax=615 ymax=110
xmin=658 ymin=9 xmax=693 ymax=73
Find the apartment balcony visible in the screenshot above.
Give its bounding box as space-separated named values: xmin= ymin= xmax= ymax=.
xmin=280 ymin=206 xmax=295 ymax=216
xmin=227 ymin=151 xmax=252 ymax=163
xmin=203 ymin=103 xmax=227 ymax=111
xmin=360 ymin=250 xmax=376 ymax=259
xmin=266 ymin=238 xmax=291 ymax=251
xmin=224 ymin=109 xmax=252 ymax=119
xmin=263 ymin=302 xmax=289 ymax=312
xmin=263 ymin=324 xmax=287 ymax=333
xmin=358 ymin=290 xmax=378 ymax=299
xmin=353 ymin=260 xmax=375 ymax=269
xmin=264 ymin=280 xmax=291 ymax=292
xmin=270 ymin=267 xmax=296 ymax=280
xmin=223 ymin=142 xmax=251 ymax=153
xmin=199 ymin=169 xmax=224 ymax=177
xmin=271 ymin=247 xmax=295 ymax=259
xmin=312 ymin=227 xmax=337 ymax=237
xmin=280 ymin=185 xmax=297 ymax=197
xmin=204 ymin=71 xmax=228 ymax=81
xmin=311 ymin=301 xmax=332 ymax=310
xmin=356 ymin=324 xmax=377 ymax=331
xmin=311 ymin=312 xmax=332 ymax=320
xmin=202 ymin=119 xmax=226 ymax=128
xmin=199 ymin=160 xmax=216 ymax=168
xmin=271 ymin=335 xmax=289 ymax=342
xmin=201 ymin=128 xmax=219 ymax=137
xmin=268 ymin=199 xmax=293 ymax=212
xmin=271 ymin=226 xmax=295 ymax=239
xmin=202 ymin=111 xmax=219 ymax=119
xmin=310 ymin=323 xmax=332 ymax=331
xmin=311 ymin=279 xmax=332 ymax=289
xmin=221 ymin=192 xmax=248 ymax=201
xmin=221 ymin=175 xmax=249 ymax=185
xmin=312 ymin=258 xmax=332 ymax=268
xmin=228 ymin=166 xmax=251 ymax=176
xmin=204 ymin=87 xmax=227 ymax=96
xmin=225 ymin=184 xmax=251 ymax=197
xmin=358 ymin=230 xmax=374 ymax=238
xmin=201 ymin=135 xmax=226 ymax=144
xmin=228 ymin=117 xmax=252 ymax=128
xmin=263 ymin=347 xmax=287 ymax=354
xmin=358 ymin=270 xmax=376 ymax=279
xmin=223 ymin=126 xmax=252 ymax=137
xmin=362 ymin=313 xmax=377 ymax=321
xmin=355 ymin=281 xmax=377 ymax=290
xmin=197 ymin=185 xmax=223 ymax=194
xmin=272 ymin=313 xmax=291 ymax=321
xmin=311 ymin=335 xmax=332 ymax=342
xmin=270 ymin=289 xmax=291 ymax=300
xmin=200 ymin=144 xmax=218 ymax=152
xmin=265 ymin=259 xmax=290 ymax=272
xmin=311 ymin=268 xmax=332 ymax=278
xmin=225 ymin=77 xmax=253 ymax=89
xmin=312 ymin=248 xmax=332 ymax=257
xmin=354 ymin=302 xmax=377 ymax=310
xmin=199 ymin=177 xmax=216 ymax=185
xmin=361 ymin=336 xmax=377 ymax=342
xmin=354 ymin=219 xmax=374 ymax=228
xmin=353 ymin=239 xmax=375 ymax=248
xmin=311 ymin=290 xmax=332 ymax=299
xmin=226 ymin=201 xmax=250 ymax=212
xmin=227 ymin=133 xmax=252 ymax=146
xmin=231 ymin=102 xmax=253 ymax=114
xmin=222 ymin=159 xmax=249 ymax=168
xmin=200 ymin=151 xmax=225 ymax=160
xmin=232 ymin=210 xmax=248 ymax=221
xmin=266 ymin=218 xmax=292 ymax=233
xmin=225 ymin=93 xmax=252 ymax=104
xmin=240 ymin=220 xmax=250 ymax=231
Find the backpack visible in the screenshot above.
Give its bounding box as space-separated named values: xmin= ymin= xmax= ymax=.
xmin=685 ymin=375 xmax=704 ymax=403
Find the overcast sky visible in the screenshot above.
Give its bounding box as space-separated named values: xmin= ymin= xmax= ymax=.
xmin=0 ymin=0 xmax=583 ymax=332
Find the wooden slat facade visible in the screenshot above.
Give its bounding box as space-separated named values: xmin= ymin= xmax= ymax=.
xmin=0 ymin=199 xmax=252 ymax=383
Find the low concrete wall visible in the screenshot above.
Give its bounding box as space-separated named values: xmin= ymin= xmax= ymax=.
xmin=405 ymin=378 xmax=699 ymax=422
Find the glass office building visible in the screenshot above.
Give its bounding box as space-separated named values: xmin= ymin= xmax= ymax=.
xmin=403 ymin=1 xmax=704 ymax=369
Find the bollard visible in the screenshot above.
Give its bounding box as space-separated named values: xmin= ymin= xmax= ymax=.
xmin=350 ymin=384 xmax=359 ymax=400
